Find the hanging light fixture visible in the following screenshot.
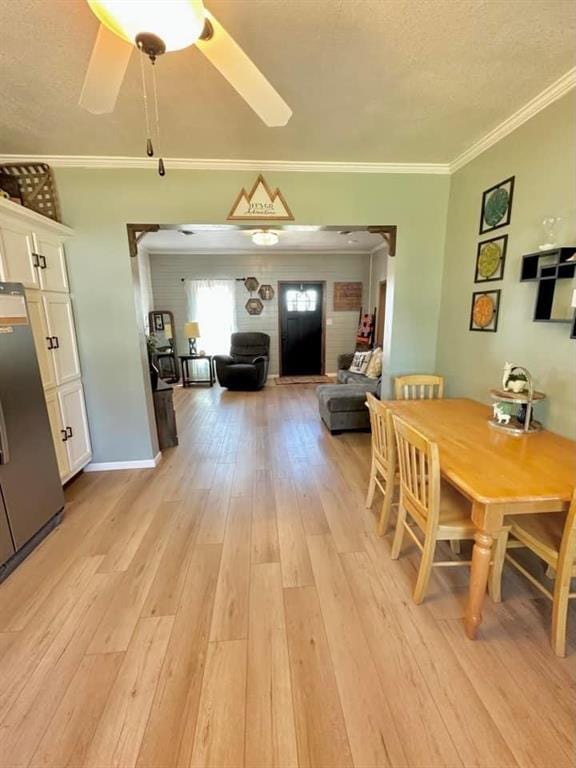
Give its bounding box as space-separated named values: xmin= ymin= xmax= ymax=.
xmin=251 ymin=230 xmax=279 ymax=246
xmin=87 ymin=1 xmax=207 ymax=177
xmin=86 ymin=1 xmax=206 ymax=53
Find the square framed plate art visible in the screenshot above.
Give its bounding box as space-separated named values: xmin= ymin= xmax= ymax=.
xmin=479 ymin=176 xmax=514 ymax=235
xmin=475 ymin=234 xmax=507 ymax=283
xmin=469 ymin=289 xmax=501 ymax=332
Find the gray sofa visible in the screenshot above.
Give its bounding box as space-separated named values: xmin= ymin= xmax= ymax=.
xmin=316 ymin=352 xmax=381 ymax=434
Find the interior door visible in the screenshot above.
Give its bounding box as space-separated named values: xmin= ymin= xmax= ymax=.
xmin=34 ymin=234 xmax=68 ymax=293
xmin=279 ymin=282 xmax=324 ymax=376
xmin=0 ymin=223 xmax=39 ymax=289
xmin=58 ymin=381 xmax=92 ymax=474
xmin=26 ymin=292 xmax=57 ymax=390
xmin=43 ymin=293 xmax=81 ymax=384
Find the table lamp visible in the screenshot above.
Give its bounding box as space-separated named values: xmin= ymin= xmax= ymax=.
xmin=184 ymin=321 xmax=200 ymax=355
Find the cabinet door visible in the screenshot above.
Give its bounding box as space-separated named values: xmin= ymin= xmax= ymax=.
xmin=45 ymin=390 xmax=69 ymax=481
xmin=58 ymin=382 xmax=91 ymax=475
xmin=0 ymin=222 xmax=39 ymax=288
xmin=26 ymin=292 xmax=57 ymax=390
xmin=43 ymin=293 xmax=81 ymax=385
xmin=34 ymin=233 xmax=68 ymax=293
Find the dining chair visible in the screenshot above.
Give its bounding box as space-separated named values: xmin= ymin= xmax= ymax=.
xmin=489 ymin=490 xmax=576 ymax=657
xmin=365 ymin=393 xmax=397 ymax=536
xmin=394 ymin=374 xmax=444 ymax=400
xmin=390 ymin=414 xmax=477 ymax=604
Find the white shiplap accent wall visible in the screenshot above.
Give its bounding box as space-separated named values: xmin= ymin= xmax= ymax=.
xmin=148 ymin=251 xmax=370 ymax=375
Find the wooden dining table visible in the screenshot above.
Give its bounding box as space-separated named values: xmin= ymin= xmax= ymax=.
xmin=381 ymin=397 xmax=576 ymax=639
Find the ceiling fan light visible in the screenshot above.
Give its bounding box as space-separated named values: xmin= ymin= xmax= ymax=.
xmin=252 ymin=230 xmax=279 ymax=246
xmin=87 ymin=0 xmax=206 ymax=52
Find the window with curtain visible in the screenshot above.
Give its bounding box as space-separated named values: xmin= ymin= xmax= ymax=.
xmin=185 ymin=279 xmax=237 ymax=355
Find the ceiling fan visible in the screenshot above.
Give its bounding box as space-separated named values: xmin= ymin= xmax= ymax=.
xmin=79 ymin=0 xmax=292 ymax=128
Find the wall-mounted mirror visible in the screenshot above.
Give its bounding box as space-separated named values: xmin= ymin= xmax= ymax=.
xmin=149 ymin=310 xmax=179 ymax=382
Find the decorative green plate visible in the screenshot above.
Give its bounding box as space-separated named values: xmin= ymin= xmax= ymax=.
xmin=484 ymin=187 xmax=509 ymax=226
xmin=478 ymin=241 xmax=501 ymax=278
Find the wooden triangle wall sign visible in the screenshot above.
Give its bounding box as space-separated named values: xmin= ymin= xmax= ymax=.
xmin=227 ymin=174 xmax=294 ymax=221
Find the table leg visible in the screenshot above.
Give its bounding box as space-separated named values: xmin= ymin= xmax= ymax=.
xmin=465 ymin=530 xmax=494 ymax=639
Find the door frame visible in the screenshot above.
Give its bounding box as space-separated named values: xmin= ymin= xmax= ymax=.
xmin=376 ymin=280 xmax=387 ymax=348
xmin=277 ymin=280 xmax=327 ymax=377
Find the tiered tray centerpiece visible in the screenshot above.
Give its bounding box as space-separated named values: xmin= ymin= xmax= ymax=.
xmin=489 ymin=365 xmax=545 ymax=434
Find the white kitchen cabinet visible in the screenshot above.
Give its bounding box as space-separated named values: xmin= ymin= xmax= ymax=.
xmin=0 ymin=220 xmax=39 ymax=288
xmin=43 ymin=292 xmax=81 ymax=385
xmin=34 ymin=233 xmax=68 ymax=293
xmin=1 ymin=198 xmax=91 ymax=483
xmin=44 ymin=390 xmax=69 ymax=480
xmin=58 ymin=381 xmax=92 ymax=477
xmin=26 ymin=292 xmax=57 ymax=390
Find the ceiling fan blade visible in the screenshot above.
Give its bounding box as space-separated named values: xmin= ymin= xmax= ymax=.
xmin=79 ymin=24 xmax=133 ymax=114
xmin=196 ymin=11 xmax=292 ymax=127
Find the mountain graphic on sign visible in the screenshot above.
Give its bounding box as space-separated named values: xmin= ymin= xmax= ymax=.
xmin=228 ymin=174 xmax=294 ymax=221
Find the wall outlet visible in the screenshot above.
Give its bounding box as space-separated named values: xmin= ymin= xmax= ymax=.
xmin=327 ymin=317 xmax=333 ymax=326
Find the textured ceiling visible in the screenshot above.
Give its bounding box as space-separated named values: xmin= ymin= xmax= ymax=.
xmin=143 ymin=226 xmax=385 ymax=253
xmin=0 ymin=0 xmax=575 ymax=162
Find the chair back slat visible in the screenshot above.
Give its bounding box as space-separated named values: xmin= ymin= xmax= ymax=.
xmin=366 ymin=393 xmax=394 ymax=473
xmin=395 ymin=375 xmax=444 ymax=401
xmin=392 ymin=415 xmax=440 ymax=529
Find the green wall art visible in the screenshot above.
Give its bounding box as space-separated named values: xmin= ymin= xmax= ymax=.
xmin=479 ymin=176 xmax=514 ymax=234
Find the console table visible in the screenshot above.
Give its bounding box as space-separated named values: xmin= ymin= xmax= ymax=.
xmin=153 ymin=380 xmax=178 ymax=449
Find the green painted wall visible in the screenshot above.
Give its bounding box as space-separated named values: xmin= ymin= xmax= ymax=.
xmin=437 ymin=93 xmax=576 ymax=438
xmin=55 ymin=169 xmax=450 ymax=462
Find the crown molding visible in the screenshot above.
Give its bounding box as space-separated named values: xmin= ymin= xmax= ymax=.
xmin=0 ymin=154 xmax=450 ymax=175
xmin=450 ymin=66 xmax=576 ymax=173
xmin=1 ymin=67 xmax=573 ymax=177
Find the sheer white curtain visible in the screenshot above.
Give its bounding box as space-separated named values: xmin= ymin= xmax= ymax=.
xmin=185 ymin=279 xmax=237 ymax=355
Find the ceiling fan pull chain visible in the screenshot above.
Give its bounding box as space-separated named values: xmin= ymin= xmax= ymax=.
xmin=137 ymin=40 xmax=154 ymax=158
xmin=151 ymin=61 xmax=166 ymax=177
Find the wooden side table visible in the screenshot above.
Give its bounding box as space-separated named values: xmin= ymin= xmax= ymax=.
xmin=180 ymin=355 xmax=214 ymax=387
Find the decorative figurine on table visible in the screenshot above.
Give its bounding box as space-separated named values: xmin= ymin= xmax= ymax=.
xmin=492 ymin=403 xmax=512 ymax=425
xmin=502 ymin=362 xmax=529 ymax=393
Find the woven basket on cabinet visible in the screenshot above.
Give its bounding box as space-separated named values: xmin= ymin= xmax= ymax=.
xmin=0 ymin=163 xmax=61 ymax=222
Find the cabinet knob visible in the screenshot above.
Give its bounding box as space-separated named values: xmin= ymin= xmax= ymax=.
xmin=66 ymin=426 xmax=73 ymax=438
xmin=46 ymin=336 xmax=54 ymax=350
xmin=32 ymin=252 xmax=40 ymax=268
xmin=39 ymin=254 xmax=47 ymax=269
xmin=52 ymin=336 xmax=59 ymax=349
xmin=61 ymin=429 xmax=68 ymax=442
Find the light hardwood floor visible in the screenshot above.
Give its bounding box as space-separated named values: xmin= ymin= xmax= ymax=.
xmin=0 ymin=384 xmax=574 ymax=768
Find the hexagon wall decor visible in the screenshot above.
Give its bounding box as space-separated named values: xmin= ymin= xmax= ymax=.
xmin=245 ymin=297 xmax=264 ymax=316
xmin=258 ymin=284 xmax=275 ymax=300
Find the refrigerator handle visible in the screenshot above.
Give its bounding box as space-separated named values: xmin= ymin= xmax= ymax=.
xmin=0 ymin=398 xmax=9 ymax=465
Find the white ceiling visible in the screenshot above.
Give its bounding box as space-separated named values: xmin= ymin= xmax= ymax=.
xmin=0 ymin=1 xmax=574 ymax=164
xmin=142 ymin=226 xmax=386 ymax=253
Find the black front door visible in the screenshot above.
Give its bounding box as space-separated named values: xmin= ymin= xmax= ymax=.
xmin=279 ymin=282 xmax=324 ymax=376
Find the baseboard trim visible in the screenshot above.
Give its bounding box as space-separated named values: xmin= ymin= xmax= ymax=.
xmin=85 ymin=452 xmax=162 ymax=472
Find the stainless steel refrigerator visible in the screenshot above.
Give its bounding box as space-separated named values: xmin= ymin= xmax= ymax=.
xmin=0 ymin=282 xmax=64 ymax=581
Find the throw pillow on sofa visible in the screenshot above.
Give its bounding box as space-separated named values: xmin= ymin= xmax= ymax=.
xmin=349 ymin=350 xmax=372 ymax=374
xmin=365 ymin=347 xmax=382 ymax=378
